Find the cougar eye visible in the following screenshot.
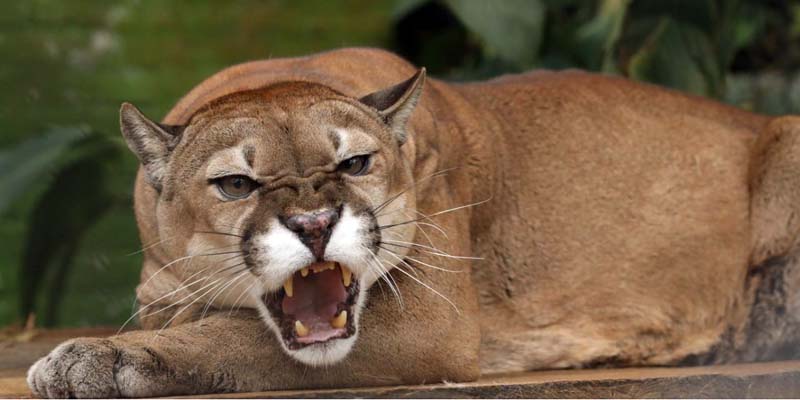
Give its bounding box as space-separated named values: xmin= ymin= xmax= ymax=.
xmin=337 ymin=155 xmax=371 ymax=176
xmin=215 ymin=175 xmax=258 ymax=199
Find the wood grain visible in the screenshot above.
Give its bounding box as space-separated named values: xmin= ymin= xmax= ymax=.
xmin=3 ymin=329 xmax=800 ymax=398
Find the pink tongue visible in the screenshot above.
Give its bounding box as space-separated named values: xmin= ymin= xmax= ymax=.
xmin=282 ymin=268 xmax=348 ymax=342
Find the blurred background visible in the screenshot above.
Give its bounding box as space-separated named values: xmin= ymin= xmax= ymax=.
xmin=3 ymin=0 xmax=800 ymax=329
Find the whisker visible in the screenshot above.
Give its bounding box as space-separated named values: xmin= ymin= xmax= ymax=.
xmin=391 ymin=212 xmax=442 ymax=251
xmin=122 ymin=223 xmax=247 ymax=332
xmin=380 ymin=239 xmax=482 ymax=260
xmin=126 ymin=236 xmax=173 ymax=256
xmin=152 ymin=278 xmax=230 ymax=340
xmin=376 ymin=197 xmax=492 ymax=231
xmin=118 ymin=260 xmax=224 ymax=334
xmin=378 ymin=248 xmax=425 ymax=278
xmin=388 ymin=208 xmax=449 ymax=238
xmin=384 ymin=255 xmax=421 ymax=278
xmin=193 ymin=250 xmax=245 ymax=257
xmin=372 ymin=167 xmax=457 ymax=215
xmin=218 ymin=261 xmax=248 ymax=275
xmin=194 ymin=230 xmax=244 ymax=238
xmin=212 ymin=222 xmax=247 ymax=232
xmin=141 ymin=276 xmax=226 ymax=320
xmin=124 ymin=243 xmax=243 ymax=329
xmin=137 ymin=257 xmax=246 ymax=324
xmin=364 ymin=246 xmax=404 ymax=308
xmin=228 ymin=280 xmax=259 ymax=317
xmin=380 ymin=250 xmax=460 ymax=314
xmin=378 ymin=245 xmax=461 ymax=272
xmin=143 ymin=250 xmax=244 ymax=279
xmin=381 ymin=247 xmax=463 ymax=273
xmin=368 ymin=253 xmax=404 ymax=303
xmin=201 ymin=271 xmax=249 ymax=320
xmin=136 ymin=246 xmax=238 ymax=292
xmin=215 ymin=253 xmax=246 ymax=266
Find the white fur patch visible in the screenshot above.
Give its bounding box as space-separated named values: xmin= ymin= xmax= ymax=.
xmin=334 ymin=128 xmax=351 ymax=161
xmin=325 ymin=206 xmax=385 ymax=288
xmin=331 ymin=126 xmax=379 ymax=163
xmin=325 ymin=206 xmax=367 ymax=263
xmin=290 ymin=332 xmax=359 ymax=365
xmin=205 ymin=145 xmax=253 ymax=180
xmin=252 ymin=220 xmax=315 ymax=292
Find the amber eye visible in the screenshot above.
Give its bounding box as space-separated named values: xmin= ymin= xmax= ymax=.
xmin=337 ymin=155 xmax=371 ymax=176
xmin=215 ymin=175 xmax=258 ymax=199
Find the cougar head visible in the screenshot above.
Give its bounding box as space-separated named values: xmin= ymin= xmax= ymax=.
xmin=120 ymin=69 xmax=426 ymax=366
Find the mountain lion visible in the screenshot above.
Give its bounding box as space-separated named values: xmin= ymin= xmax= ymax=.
xmin=27 ymin=48 xmax=800 ymax=397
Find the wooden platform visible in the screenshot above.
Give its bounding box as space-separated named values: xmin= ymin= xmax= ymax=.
xmin=3 ymin=328 xmax=800 ymax=398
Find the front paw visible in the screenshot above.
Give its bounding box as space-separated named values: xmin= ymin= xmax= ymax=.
xmin=27 ymin=338 xmax=166 ymax=398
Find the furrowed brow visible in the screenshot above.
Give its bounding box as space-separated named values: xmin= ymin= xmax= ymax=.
xmin=206 ymin=146 xmax=254 ymax=179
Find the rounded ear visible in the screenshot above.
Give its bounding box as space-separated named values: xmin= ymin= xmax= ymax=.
xmin=119 ymin=102 xmax=183 ymax=191
xmin=359 ymin=68 xmax=426 ymax=145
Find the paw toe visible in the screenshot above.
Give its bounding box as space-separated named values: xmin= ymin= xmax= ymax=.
xmin=27 ymin=339 xmax=120 ymax=398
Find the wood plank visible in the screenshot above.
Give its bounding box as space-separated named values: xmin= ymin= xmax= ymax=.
xmin=0 ymin=327 xmax=121 ymax=398
xmin=186 ymin=361 xmax=800 ymax=399
xmin=3 ymin=329 xmax=800 ymax=398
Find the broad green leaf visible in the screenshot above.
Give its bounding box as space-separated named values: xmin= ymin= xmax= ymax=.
xmin=540 ymin=0 xmax=584 ymax=7
xmin=627 ymin=18 xmax=716 ymax=96
xmin=792 ymin=3 xmax=800 ymax=38
xmin=443 ymin=0 xmax=545 ymax=68
xmin=392 ymin=0 xmax=432 ymax=19
xmin=19 ymin=135 xmax=121 ymax=326
xmin=574 ymin=0 xmax=631 ymax=72
xmin=0 ymin=127 xmax=86 ymax=213
xmin=628 ymin=0 xmax=715 ymax=34
xmin=716 ymin=1 xmax=767 ymax=68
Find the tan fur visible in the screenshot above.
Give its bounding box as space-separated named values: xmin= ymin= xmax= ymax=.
xmin=27 ymin=48 xmax=800 ymax=398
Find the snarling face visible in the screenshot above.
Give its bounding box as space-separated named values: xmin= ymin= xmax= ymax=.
xmin=121 ymin=71 xmax=426 ymax=365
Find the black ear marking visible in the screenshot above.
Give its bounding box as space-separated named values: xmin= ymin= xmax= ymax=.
xmin=359 ymin=68 xmax=426 ymax=145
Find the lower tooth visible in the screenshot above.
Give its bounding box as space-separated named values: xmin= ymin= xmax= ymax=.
xmin=295 ymin=320 xmax=309 ymax=337
xmin=330 ymin=310 xmax=347 ymax=329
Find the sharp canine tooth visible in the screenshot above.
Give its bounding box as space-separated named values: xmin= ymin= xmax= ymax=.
xmin=331 ymin=310 xmax=347 ymax=329
xmin=341 ymin=265 xmax=352 ymax=287
xmin=295 ymin=320 xmax=309 ymax=337
xmin=283 ymin=276 xmax=293 ymax=297
xmin=300 ymin=267 xmax=309 ymax=277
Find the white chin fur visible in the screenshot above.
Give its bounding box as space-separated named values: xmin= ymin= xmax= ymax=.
xmin=253 ymin=287 xmax=367 ymax=366
xmin=290 ymin=335 xmax=359 ymax=365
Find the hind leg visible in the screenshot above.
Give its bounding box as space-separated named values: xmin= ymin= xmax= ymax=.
xmin=750 ymin=116 xmax=800 ymax=265
xmin=744 ymin=116 xmax=800 ymax=361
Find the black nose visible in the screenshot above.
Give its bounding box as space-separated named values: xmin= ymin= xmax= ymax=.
xmin=281 ymin=207 xmax=340 ymax=260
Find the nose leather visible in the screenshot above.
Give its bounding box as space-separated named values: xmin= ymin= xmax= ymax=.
xmin=281 ymin=208 xmax=340 ymax=260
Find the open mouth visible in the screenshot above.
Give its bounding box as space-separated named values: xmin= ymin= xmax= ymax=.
xmin=263 ymin=261 xmax=359 ymax=350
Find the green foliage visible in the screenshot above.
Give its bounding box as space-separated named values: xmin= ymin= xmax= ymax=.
xmin=1 ymin=128 xmax=126 ymax=326
xmin=399 ymin=0 xmax=800 ymax=114
xmin=626 ymin=17 xmax=718 ymax=96
xmin=443 ymin=0 xmax=545 ymax=68
xmin=0 ymin=128 xmax=86 ymax=213
xmin=573 ymin=0 xmax=630 ymax=73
